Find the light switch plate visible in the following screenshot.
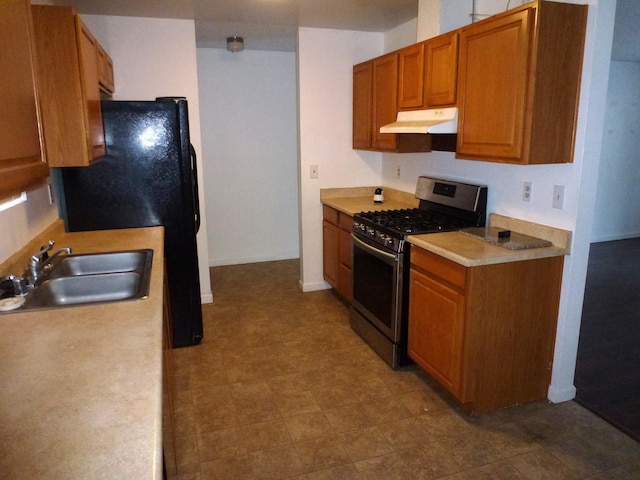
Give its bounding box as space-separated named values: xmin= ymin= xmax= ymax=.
xmin=553 ymin=185 xmax=565 ymax=209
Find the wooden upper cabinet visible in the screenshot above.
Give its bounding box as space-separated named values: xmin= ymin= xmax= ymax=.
xmin=353 ymin=57 xmax=431 ymax=153
xmin=76 ymin=19 xmax=106 ymax=160
xmin=398 ymin=43 xmax=425 ymax=110
xmin=0 ymin=0 xmax=49 ymax=201
xmin=424 ymin=31 xmax=458 ymax=107
xmin=372 ymin=52 xmax=398 ymax=151
xmin=397 ymin=32 xmax=458 ymax=112
xmin=97 ymin=44 xmax=115 ymax=95
xmin=31 ymin=5 xmax=110 ymax=167
xmin=456 ymin=1 xmax=587 ymax=164
xmin=352 ymin=62 xmax=373 ymax=150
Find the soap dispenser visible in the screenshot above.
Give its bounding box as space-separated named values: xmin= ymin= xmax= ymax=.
xmin=373 ymin=188 xmax=384 ymax=203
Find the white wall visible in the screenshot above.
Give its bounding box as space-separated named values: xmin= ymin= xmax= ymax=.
xmin=0 ymin=186 xmax=59 ymax=265
xmin=383 ymin=0 xmax=616 ymax=404
xmin=591 ymin=60 xmax=640 ymax=242
xmin=196 ymin=48 xmax=299 ymax=266
xmin=298 ymin=27 xmax=385 ymax=291
xmin=82 ymin=15 xmax=213 ymax=303
xmin=384 ymin=18 xmax=418 ymax=52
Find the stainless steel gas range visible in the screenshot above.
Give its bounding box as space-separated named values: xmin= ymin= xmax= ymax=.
xmin=350 ymin=176 xmax=488 ymax=368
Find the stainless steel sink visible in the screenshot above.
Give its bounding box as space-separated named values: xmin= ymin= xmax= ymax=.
xmin=23 ymin=272 xmax=148 ymax=308
xmin=10 ymin=249 xmax=153 ymax=311
xmin=47 ymin=249 xmax=152 ymax=277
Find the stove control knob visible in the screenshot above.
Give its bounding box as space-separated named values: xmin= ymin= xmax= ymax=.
xmin=366 ymin=227 xmax=375 ymax=236
xmin=353 ymin=222 xmax=360 ymax=231
xmin=385 ymin=236 xmax=394 ymax=246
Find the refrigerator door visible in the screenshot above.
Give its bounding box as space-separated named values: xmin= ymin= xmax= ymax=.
xmin=57 ymin=99 xmax=203 ymax=347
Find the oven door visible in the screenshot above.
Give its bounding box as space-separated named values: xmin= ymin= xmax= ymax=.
xmin=351 ymin=234 xmax=403 ymax=342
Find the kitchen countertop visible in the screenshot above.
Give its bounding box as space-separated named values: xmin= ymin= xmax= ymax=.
xmin=0 ymin=222 xmax=165 ymax=479
xmin=320 ymin=187 xmax=418 ymax=216
xmin=407 ymin=213 xmax=572 ymax=267
xmin=318 ymin=191 xmax=571 ymax=267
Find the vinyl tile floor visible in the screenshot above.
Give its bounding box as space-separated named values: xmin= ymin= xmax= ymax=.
xmin=165 ymin=259 xmax=640 ymax=480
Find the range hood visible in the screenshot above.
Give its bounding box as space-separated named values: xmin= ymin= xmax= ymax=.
xmin=379 ymin=107 xmax=458 ymax=134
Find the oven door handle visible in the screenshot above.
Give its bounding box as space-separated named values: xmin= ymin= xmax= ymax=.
xmin=351 ymin=234 xmax=398 ymax=262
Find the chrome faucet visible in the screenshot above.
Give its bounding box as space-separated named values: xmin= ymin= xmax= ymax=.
xmin=29 ymin=240 xmax=55 ymax=284
xmin=26 ymin=241 xmax=72 ymax=285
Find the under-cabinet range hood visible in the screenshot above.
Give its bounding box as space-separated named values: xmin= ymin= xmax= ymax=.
xmin=379 ymin=107 xmax=458 ymax=134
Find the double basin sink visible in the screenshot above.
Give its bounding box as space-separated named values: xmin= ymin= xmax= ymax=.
xmin=20 ymin=249 xmax=153 ymax=310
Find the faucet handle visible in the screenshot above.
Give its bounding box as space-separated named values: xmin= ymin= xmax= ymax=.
xmin=0 ymin=275 xmax=28 ymax=297
xmin=32 ymin=240 xmax=55 ymax=264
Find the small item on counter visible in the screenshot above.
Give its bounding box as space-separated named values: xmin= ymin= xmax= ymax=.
xmin=497 ymin=230 xmax=511 ymax=240
xmin=0 ymin=296 xmax=25 ymax=312
xmin=374 ymin=188 xmax=384 ymax=203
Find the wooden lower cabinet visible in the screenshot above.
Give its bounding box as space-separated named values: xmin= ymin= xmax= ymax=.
xmin=322 ymin=205 xmax=352 ymax=300
xmin=162 ymin=270 xmax=177 ymax=476
xmin=408 ymin=246 xmax=563 ymax=414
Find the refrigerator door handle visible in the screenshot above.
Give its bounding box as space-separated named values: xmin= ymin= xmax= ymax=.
xmin=190 ymin=144 xmax=201 ymax=234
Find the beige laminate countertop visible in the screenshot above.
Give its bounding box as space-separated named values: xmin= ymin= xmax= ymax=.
xmin=408 ymin=213 xmax=572 ymax=267
xmin=0 ymin=224 xmax=165 ymax=479
xmin=407 ymin=231 xmax=568 ymax=267
xmin=320 ymin=187 xmax=418 ymax=216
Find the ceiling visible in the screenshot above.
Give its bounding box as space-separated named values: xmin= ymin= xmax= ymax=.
xmin=52 ymin=0 xmax=418 ymax=52
xmin=52 ymin=0 xmax=638 ymax=60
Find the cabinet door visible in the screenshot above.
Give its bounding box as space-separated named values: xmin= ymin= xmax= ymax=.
xmin=456 ymin=7 xmax=533 ymax=162
xmin=76 ymin=18 xmax=105 ymax=159
xmin=398 ymin=43 xmax=424 ymax=110
xmin=0 ymin=0 xmax=48 ymax=200
xmin=322 ymin=219 xmax=339 ymax=289
xmin=424 ymin=32 xmax=458 ymax=107
xmin=338 ymin=213 xmax=353 ymax=300
xmin=97 ymin=44 xmax=115 ymax=95
xmin=353 ymin=62 xmax=373 ymax=149
xmin=408 ymin=268 xmax=466 ymax=400
xmin=372 ymin=53 xmax=398 ymax=151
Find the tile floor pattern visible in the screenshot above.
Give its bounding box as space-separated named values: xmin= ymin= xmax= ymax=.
xmin=165 ymin=260 xmax=640 ymax=480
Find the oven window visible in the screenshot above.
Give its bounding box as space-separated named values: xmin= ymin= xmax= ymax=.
xmin=352 ymin=243 xmax=396 ymax=333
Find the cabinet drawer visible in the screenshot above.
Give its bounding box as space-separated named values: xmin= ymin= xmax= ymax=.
xmin=322 ymin=205 xmax=339 ymax=225
xmin=411 ymin=247 xmax=466 ymax=290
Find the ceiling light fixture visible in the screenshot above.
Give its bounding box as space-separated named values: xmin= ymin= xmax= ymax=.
xmin=226 ymin=36 xmax=244 ymax=53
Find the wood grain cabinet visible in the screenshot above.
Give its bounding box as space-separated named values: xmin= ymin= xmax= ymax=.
xmin=322 ymin=206 xmax=352 ymax=300
xmin=397 ymin=43 xmax=425 ymax=110
xmin=423 ymin=31 xmax=458 ymax=108
xmin=0 ymin=0 xmax=49 ymax=201
xmin=31 ymin=5 xmax=115 ymax=167
xmin=398 ymin=31 xmax=458 ymax=111
xmin=371 ymin=53 xmax=399 ymax=151
xmin=408 ymin=246 xmax=563 ymax=414
xmin=353 ymin=54 xmax=431 ymax=153
xmin=97 ymin=44 xmax=115 ymax=95
xmin=352 ymin=62 xmax=373 ymax=150
xmin=456 ymin=1 xmax=587 ymax=164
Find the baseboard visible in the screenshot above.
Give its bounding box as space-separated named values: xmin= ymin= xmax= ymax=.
xmin=299 ymin=279 xmax=331 ymax=292
xmin=200 ymin=292 xmax=213 ymax=304
xmin=547 ymin=383 xmax=577 ymax=403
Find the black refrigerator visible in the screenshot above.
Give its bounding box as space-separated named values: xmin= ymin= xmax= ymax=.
xmin=55 ymin=98 xmax=203 ymax=348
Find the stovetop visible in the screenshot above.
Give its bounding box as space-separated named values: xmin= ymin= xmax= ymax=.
xmin=356 ymin=209 xmax=467 ymax=235
xmin=352 ymin=177 xmax=488 ymax=253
